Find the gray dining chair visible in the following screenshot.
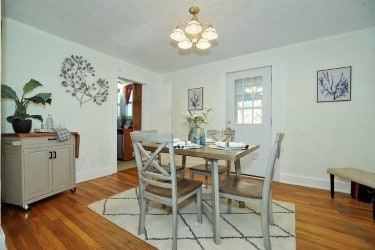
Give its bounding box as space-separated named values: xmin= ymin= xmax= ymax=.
xmin=189 ymin=129 xmax=235 ymax=187
xmin=219 ymin=133 xmax=284 ymax=250
xmin=131 ymin=131 xmax=203 ymax=250
xmin=142 ymin=130 xmax=185 ymax=177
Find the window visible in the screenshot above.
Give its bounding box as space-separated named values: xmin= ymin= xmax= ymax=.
xmin=234 ymin=76 xmax=263 ymax=124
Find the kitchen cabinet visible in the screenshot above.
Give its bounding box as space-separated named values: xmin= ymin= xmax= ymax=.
xmin=1 ymin=133 xmax=76 ymax=210
xmin=117 ymin=128 xmax=133 ymax=161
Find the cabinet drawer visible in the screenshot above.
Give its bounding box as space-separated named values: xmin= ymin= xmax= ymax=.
xmin=23 ymin=136 xmax=74 ymax=147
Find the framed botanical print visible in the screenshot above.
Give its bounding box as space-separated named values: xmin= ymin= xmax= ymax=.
xmin=188 ymin=87 xmax=203 ymax=110
xmin=317 ymin=66 xmax=352 ymax=102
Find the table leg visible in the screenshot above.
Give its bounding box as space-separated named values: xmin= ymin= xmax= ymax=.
xmin=235 ymin=159 xmax=245 ymax=208
xmin=211 ymin=159 xmax=221 ymax=244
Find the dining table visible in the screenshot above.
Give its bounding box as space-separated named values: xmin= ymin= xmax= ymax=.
xmin=142 ymin=142 xmax=260 ymax=245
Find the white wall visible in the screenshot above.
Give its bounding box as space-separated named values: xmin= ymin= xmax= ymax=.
xmin=162 ymin=27 xmax=375 ymax=192
xmin=1 ymin=18 xmax=161 ymax=183
xmin=2 ymin=17 xmax=374 ymax=194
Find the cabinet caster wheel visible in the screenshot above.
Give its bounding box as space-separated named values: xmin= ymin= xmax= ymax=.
xmin=23 ymin=204 xmax=30 ymax=211
xmin=70 ymin=188 xmax=76 ymax=192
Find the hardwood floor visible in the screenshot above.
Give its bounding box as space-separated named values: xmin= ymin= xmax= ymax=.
xmin=1 ymin=167 xmax=374 ymax=249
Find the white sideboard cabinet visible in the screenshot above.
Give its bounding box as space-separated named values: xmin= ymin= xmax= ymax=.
xmin=1 ymin=133 xmax=76 ymax=210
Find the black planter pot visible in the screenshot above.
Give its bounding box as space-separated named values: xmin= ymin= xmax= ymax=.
xmin=12 ymin=119 xmax=32 ymax=133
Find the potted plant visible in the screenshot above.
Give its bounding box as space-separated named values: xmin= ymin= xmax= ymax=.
xmin=1 ymin=79 xmax=52 ymax=133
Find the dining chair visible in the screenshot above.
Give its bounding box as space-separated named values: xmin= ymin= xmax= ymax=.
xmin=219 ymin=133 xmax=284 ymax=250
xmin=141 ymin=130 xmax=185 ymax=177
xmin=131 ymin=131 xmax=203 ymax=250
xmin=189 ymin=129 xmax=235 ymax=187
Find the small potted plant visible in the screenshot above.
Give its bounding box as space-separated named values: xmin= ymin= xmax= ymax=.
xmin=1 ymin=79 xmax=52 ymax=133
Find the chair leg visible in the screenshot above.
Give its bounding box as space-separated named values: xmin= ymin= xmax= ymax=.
xmin=138 ymin=197 xmax=147 ymax=235
xmin=226 ymin=160 xmax=231 ymax=174
xmin=172 ymin=199 xmax=178 ymax=250
xmin=261 ymin=213 xmax=271 ymax=250
xmin=268 ymin=191 xmax=274 ymax=225
xmin=197 ymin=190 xmax=202 ymax=223
xmin=190 ymin=169 xmax=194 ymax=180
xmin=226 ymin=198 xmax=232 ymax=213
xmin=205 ymin=176 xmax=208 ymax=188
xmin=261 ymin=199 xmax=271 ymax=250
xmin=372 ymin=189 xmax=374 ymax=220
xmin=330 ymin=174 xmax=335 ymax=198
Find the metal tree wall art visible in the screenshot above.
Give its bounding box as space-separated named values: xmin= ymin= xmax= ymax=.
xmin=60 ymin=55 xmax=109 ymax=107
xmin=317 ymin=66 xmax=351 ymax=102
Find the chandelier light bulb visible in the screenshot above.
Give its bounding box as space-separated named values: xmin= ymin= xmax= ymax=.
xmin=202 ymin=27 xmax=218 ymax=40
xmin=170 ymin=28 xmax=186 ymax=41
xmin=196 ymin=38 xmax=211 ymax=49
xmin=185 ymin=20 xmax=202 ymax=35
xmin=178 ymin=39 xmax=193 ymax=49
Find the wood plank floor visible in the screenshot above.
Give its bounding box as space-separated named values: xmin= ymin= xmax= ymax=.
xmin=1 ymin=167 xmax=374 ymax=249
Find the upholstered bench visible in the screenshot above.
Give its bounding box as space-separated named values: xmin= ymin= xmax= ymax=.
xmin=327 ymin=167 xmax=375 ymax=220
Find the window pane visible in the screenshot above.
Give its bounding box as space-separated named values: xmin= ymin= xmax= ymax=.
xmin=253 ymin=109 xmax=262 ymax=124
xmin=253 ymin=95 xmax=263 ymax=107
xmin=243 ymin=94 xmax=252 ymax=108
xmin=125 ymin=104 xmax=133 ymax=118
xmin=234 ymin=79 xmax=244 ymax=93
xmin=243 ymin=109 xmax=253 ymax=124
xmin=235 ymin=94 xmax=243 ymax=108
xmin=236 ymin=109 xmax=243 ymax=124
xmin=244 ymin=78 xmax=252 ymax=93
xmin=254 ymin=76 xmax=263 ymax=84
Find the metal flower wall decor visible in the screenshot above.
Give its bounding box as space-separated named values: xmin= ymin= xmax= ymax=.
xmin=60 ymin=55 xmax=109 ymax=107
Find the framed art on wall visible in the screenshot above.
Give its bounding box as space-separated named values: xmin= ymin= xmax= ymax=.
xmin=317 ymin=66 xmax=352 ymax=103
xmin=188 ymin=87 xmax=203 ymax=110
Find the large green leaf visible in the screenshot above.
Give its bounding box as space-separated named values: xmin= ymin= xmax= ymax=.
xmin=23 ymin=79 xmax=43 ymax=95
xmin=26 ymin=93 xmax=52 ymax=105
xmin=1 ymin=84 xmax=18 ymax=100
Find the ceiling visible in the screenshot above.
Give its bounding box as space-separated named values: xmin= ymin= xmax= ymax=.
xmin=3 ymin=0 xmax=375 ymax=74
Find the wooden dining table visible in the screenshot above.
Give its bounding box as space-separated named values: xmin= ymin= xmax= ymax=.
xmin=142 ymin=143 xmax=260 ymax=244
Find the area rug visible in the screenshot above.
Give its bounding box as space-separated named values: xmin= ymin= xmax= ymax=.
xmin=88 ymin=188 xmax=295 ymax=250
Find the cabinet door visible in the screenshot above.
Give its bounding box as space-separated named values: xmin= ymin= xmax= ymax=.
xmin=53 ymin=143 xmax=75 ymax=192
xmin=24 ymin=147 xmax=53 ymax=201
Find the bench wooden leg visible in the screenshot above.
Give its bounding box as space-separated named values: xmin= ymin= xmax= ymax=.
xmin=372 ymin=189 xmax=374 ymax=220
xmin=330 ymin=174 xmax=335 ymax=199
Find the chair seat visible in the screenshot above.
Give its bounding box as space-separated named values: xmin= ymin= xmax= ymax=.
xmin=147 ymin=178 xmax=203 ymax=198
xmin=161 ymin=164 xmax=184 ymax=173
xmin=219 ymin=175 xmax=264 ymax=199
xmin=189 ymin=163 xmax=228 ymax=174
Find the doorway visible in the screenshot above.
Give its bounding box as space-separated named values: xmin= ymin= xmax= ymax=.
xmin=117 ymin=78 xmax=142 ymax=171
xmin=226 ymin=66 xmax=272 ymax=177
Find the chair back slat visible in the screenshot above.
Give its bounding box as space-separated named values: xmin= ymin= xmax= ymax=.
xmin=262 ymin=133 xmax=284 ymax=197
xmin=142 ymin=177 xmax=172 ymax=189
xmin=207 ymin=129 xmax=235 ymax=142
xmin=131 ymin=131 xmax=176 ymax=192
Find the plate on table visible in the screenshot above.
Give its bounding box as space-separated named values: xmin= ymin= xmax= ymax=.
xmin=209 ymin=141 xmax=249 ymax=150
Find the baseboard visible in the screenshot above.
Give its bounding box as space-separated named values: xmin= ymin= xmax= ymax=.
xmin=76 ymin=167 xmax=114 ymax=183
xmin=279 ymin=173 xmax=351 ymax=194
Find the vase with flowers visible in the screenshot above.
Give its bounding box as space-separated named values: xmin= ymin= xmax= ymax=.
xmin=183 ymin=108 xmax=212 ymax=143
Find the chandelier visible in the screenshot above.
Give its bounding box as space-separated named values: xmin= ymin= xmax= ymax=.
xmin=170 ymin=6 xmax=218 ymax=50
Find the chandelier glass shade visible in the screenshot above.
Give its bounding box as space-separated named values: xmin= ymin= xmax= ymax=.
xmin=170 ymin=6 xmax=218 ymax=50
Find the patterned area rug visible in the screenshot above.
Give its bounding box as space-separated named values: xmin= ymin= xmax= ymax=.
xmin=88 ymin=188 xmax=295 ymax=250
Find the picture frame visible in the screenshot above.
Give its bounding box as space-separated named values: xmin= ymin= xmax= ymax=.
xmin=317 ymin=66 xmax=352 ymax=103
xmin=188 ymin=87 xmax=203 ymax=110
